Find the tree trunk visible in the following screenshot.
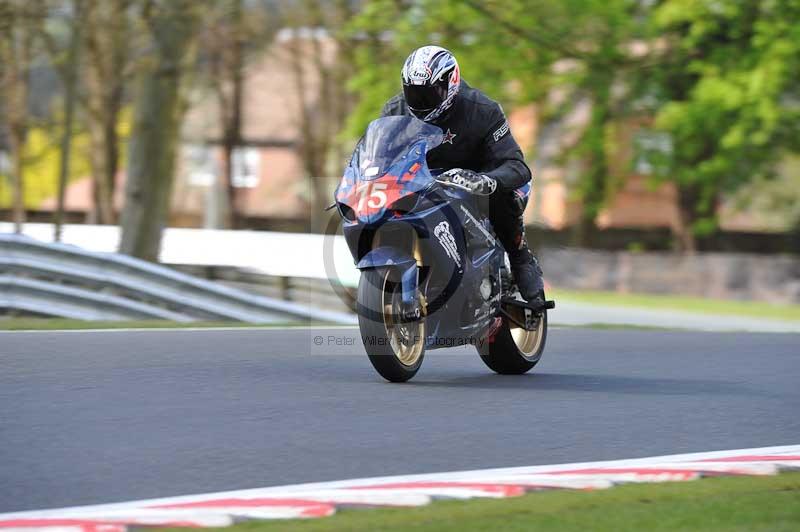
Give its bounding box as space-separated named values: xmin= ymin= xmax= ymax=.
xmin=674 ymin=184 xmax=719 ymax=254
xmin=223 ymin=0 xmax=244 ymax=229
xmin=6 ymin=76 xmax=28 ymax=233
xmin=330 ymin=0 xmax=355 ymax=166
xmin=84 ymin=0 xmax=128 ymax=224
xmin=0 ymin=1 xmax=36 ymax=234
xmin=211 ymin=144 xmax=233 ymax=228
xmin=675 ymin=185 xmax=699 ymax=253
xmin=118 ymin=1 xmax=197 ymax=261
xmin=216 ymin=52 xmax=243 ymax=230
xmin=54 ymin=0 xmax=84 ymax=241
xmin=204 ymin=0 xmax=245 ymax=229
xmin=286 ymin=26 xmax=330 ymax=232
xmin=8 ymin=127 xmax=26 ymax=232
xmin=204 ymin=155 xmax=230 ymax=229
xmin=280 ymin=1 xmax=352 ymax=232
xmin=87 ymin=111 xmax=119 ymax=224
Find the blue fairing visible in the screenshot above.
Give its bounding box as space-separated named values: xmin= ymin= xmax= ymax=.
xmin=337 ymin=116 xmax=507 ymax=347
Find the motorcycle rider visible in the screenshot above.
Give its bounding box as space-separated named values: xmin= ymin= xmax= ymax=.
xmin=380 ymin=45 xmax=544 ymax=302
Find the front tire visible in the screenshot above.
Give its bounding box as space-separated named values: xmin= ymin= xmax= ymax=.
xmin=478 ymin=302 xmax=547 ymax=375
xmin=357 ymin=269 xmax=425 ymax=382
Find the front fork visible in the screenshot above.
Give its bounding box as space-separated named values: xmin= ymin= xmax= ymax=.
xmin=397 ymin=262 xmax=424 ymax=323
xmin=356 ymin=246 xmax=425 ymax=324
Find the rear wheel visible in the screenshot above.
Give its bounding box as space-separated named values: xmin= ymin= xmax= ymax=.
xmin=357 ymin=269 xmax=425 ymax=382
xmin=477 ymin=298 xmax=547 ymax=375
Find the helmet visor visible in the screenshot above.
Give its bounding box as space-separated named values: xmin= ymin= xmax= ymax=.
xmin=403 ymin=81 xmax=448 ymax=115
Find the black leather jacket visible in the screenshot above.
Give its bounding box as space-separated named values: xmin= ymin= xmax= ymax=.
xmin=381 ymin=80 xmax=532 ymax=190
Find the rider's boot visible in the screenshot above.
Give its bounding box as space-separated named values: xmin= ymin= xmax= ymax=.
xmin=505 ymin=219 xmax=544 ymax=303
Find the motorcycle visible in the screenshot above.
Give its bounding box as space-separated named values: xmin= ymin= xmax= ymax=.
xmin=334 ymin=116 xmax=554 ymax=382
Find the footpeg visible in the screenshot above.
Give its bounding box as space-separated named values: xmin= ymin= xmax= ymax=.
xmin=499 ymin=297 xmax=554 ymax=331
xmin=501 ymin=297 xmax=555 ymax=313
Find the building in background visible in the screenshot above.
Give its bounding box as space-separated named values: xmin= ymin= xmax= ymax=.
xmin=38 ymin=29 xmax=336 ymax=230
xmin=32 ymin=30 xmax=788 ymax=236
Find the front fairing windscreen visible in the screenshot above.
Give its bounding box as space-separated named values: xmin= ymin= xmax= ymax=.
xmin=353 ymin=116 xmax=443 ymax=180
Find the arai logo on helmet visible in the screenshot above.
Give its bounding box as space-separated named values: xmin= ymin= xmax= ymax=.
xmin=407 ymin=64 xmax=431 ymax=83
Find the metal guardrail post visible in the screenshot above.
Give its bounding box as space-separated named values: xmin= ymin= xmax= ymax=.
xmin=280 ymin=276 xmax=291 ymax=301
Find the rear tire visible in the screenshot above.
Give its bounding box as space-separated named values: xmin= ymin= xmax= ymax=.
xmin=478 ymin=304 xmax=547 ymax=375
xmin=357 ymin=269 xmax=425 ymax=383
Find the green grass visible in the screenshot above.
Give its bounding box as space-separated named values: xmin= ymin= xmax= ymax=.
xmin=0 ymin=319 xmax=323 ymax=331
xmin=552 ymin=288 xmax=800 ymax=322
xmin=161 ymin=473 xmax=800 ymax=532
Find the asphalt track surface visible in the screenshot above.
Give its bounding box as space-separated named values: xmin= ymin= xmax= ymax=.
xmin=1 ymin=327 xmax=798 ymax=513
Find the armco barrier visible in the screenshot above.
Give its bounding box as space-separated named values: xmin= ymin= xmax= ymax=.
xmin=4 ymin=222 xmax=797 ymax=306
xmin=0 ymin=223 xmax=360 ymax=287
xmin=0 ymin=232 xmax=356 ymax=324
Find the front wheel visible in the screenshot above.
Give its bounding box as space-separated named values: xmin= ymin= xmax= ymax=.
xmin=477 ymin=302 xmax=547 ymax=375
xmin=357 ymin=269 xmax=426 ymax=382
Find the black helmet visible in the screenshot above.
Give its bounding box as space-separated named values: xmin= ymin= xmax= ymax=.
xmin=401 ymin=45 xmax=461 ymax=122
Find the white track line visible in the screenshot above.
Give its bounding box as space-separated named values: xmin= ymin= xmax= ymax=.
xmin=1 ymin=444 xmax=798 ymax=530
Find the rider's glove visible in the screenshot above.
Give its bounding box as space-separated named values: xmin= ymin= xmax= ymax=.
xmin=437 ymin=168 xmax=497 ymax=196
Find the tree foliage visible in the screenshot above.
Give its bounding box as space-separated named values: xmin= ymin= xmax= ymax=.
xmin=0 ymin=0 xmax=46 ymax=231
xmin=3 ymin=0 xmax=798 ymax=258
xmin=348 ymin=0 xmax=800 ymax=250
xmin=636 ymin=0 xmax=800 ymax=249
xmin=345 ymin=0 xmax=539 ymax=138
xmin=347 ymin=0 xmax=641 ymax=240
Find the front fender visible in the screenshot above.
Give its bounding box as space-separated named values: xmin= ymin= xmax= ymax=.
xmin=356 ymin=247 xmax=416 ymax=270
xmin=357 ymin=247 xmax=418 ymax=308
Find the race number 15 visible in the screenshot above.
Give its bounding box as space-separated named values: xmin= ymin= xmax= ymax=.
xmin=356 ymin=181 xmax=388 ymax=211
